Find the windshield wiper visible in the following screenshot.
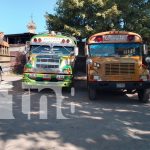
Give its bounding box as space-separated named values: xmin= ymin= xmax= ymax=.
xmin=62 ymin=46 xmax=72 ymax=54
xmin=41 ymin=50 xmax=51 ymax=53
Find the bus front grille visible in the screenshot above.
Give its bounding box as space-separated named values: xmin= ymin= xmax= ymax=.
xmin=105 ymin=63 xmax=135 ymax=75
xmin=36 ymin=55 xmax=60 ymax=69
xmin=36 ymin=64 xmax=59 ymax=69
xmin=36 ymin=58 xmax=59 ymax=63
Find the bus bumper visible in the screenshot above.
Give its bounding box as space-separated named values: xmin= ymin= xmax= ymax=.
xmin=22 ymin=74 xmax=73 ymax=89
xmin=88 ymin=81 xmax=150 ymax=90
xmin=22 ymin=81 xmax=72 ymax=90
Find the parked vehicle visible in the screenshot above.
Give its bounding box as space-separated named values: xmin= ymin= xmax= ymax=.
xmin=86 ymin=30 xmax=150 ymax=103
xmin=22 ymin=32 xmax=78 ymax=90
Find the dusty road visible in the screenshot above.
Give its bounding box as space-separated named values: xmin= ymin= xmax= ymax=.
xmin=0 ymin=75 xmax=149 ymax=150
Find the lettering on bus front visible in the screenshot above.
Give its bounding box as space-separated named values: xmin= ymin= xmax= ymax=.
xmin=103 ymin=35 xmax=128 ymax=41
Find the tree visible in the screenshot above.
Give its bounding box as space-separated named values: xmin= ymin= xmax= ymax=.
xmin=13 ymin=52 xmax=26 ymax=74
xmin=114 ymin=0 xmax=150 ymax=43
xmin=46 ymin=0 xmax=121 ymax=38
xmin=45 ymin=0 xmax=150 ymax=43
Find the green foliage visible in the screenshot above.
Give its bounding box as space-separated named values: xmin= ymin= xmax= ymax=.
xmin=114 ymin=0 xmax=150 ymax=43
xmin=46 ymin=0 xmax=150 ymax=43
xmin=13 ymin=52 xmax=26 ymax=74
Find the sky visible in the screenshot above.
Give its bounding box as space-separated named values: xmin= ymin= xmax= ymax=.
xmin=0 ymin=0 xmax=57 ymax=34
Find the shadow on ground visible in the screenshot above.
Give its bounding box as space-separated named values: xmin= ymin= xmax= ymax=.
xmin=0 ymin=79 xmax=149 ymax=150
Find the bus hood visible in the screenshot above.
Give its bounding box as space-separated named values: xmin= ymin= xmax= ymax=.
xmin=91 ymin=56 xmax=141 ymax=64
xmin=89 ymin=56 xmax=142 ymax=81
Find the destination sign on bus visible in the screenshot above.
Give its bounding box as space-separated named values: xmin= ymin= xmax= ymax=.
xmin=31 ymin=37 xmax=74 ymax=44
xmin=41 ymin=37 xmax=63 ymax=43
xmin=103 ymin=35 xmax=127 ymax=41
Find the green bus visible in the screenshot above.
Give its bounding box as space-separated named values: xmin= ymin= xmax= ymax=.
xmin=22 ymin=32 xmax=78 ymax=90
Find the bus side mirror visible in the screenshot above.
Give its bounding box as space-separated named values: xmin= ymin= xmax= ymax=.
xmin=85 ymin=45 xmax=89 ymax=56
xmin=143 ymin=44 xmax=148 ymax=55
xmin=25 ymin=41 xmax=30 ymax=52
xmin=74 ymin=47 xmax=78 ymax=56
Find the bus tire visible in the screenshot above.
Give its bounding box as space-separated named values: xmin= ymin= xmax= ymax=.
xmin=62 ymin=86 xmax=72 ymax=93
xmin=138 ymin=89 xmax=150 ymax=103
xmin=88 ymin=87 xmax=96 ymax=101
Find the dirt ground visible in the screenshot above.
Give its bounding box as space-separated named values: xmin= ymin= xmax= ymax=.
xmin=0 ymin=75 xmax=149 ymax=150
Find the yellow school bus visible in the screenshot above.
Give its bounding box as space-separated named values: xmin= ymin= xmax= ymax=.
xmin=86 ymin=30 xmax=150 ymax=103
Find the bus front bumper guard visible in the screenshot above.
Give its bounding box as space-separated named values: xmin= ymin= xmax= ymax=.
xmin=88 ymin=81 xmax=150 ymax=90
xmin=22 ymin=81 xmax=71 ymax=90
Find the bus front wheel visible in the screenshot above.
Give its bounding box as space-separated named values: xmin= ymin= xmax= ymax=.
xmin=138 ymin=89 xmax=150 ymax=103
xmin=88 ymin=87 xmax=96 ymax=101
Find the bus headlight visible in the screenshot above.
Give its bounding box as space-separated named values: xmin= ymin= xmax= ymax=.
xmin=140 ymin=75 xmax=148 ymax=81
xmin=97 ymin=63 xmax=100 ymax=68
xmin=29 ymin=74 xmax=36 ymax=78
xmin=63 ymin=68 xmax=72 ymax=74
xmin=63 ymin=70 xmax=68 ymax=74
xmin=86 ymin=59 xmax=93 ymax=64
xmin=94 ymin=62 xmax=100 ymax=68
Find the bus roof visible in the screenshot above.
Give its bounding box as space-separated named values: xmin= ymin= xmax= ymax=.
xmin=87 ymin=31 xmax=142 ymax=44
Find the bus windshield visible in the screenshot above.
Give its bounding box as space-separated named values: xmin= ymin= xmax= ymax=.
xmin=89 ymin=43 xmax=142 ymax=57
xmin=31 ymin=45 xmax=74 ymax=56
xmin=52 ymin=46 xmax=74 ymax=56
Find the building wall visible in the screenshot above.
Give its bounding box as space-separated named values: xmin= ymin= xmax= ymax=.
xmin=9 ymin=44 xmax=26 ymax=52
xmin=5 ymin=33 xmax=36 ymax=72
xmin=0 ymin=36 xmax=11 ymax=72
